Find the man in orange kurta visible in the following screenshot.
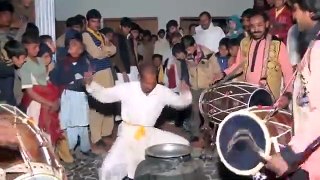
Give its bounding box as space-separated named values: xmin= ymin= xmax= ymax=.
xmin=215 ymin=10 xmax=293 ymax=105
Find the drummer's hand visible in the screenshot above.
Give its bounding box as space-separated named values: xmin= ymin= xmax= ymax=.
xmin=276 ymin=95 xmax=290 ymax=109
xmin=265 ymin=153 xmax=289 ymax=176
xmin=259 ymin=79 xmax=267 ymax=88
xmin=212 ymin=72 xmax=224 ymax=83
xmin=0 ymin=121 xmax=19 ymax=149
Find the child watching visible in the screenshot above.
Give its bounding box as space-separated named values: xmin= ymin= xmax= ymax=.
xmin=216 ymin=38 xmax=230 ymax=71
xmin=50 ymin=29 xmax=93 ymax=157
xmin=40 ymin=35 xmax=56 ymax=54
xmin=0 ymin=40 xmax=27 ymax=106
xmin=152 ymin=54 xmax=164 ymax=84
xmin=37 ymin=43 xmax=53 ymax=73
xmin=40 ymin=35 xmax=56 ymax=67
xmin=20 ymin=32 xmax=59 ymax=123
xmin=228 ymin=38 xmax=240 ymax=68
xmin=36 ymin=42 xmax=74 ymax=163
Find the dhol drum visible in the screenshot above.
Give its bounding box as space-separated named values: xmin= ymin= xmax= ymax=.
xmin=134 ymin=144 xmax=206 ymax=180
xmin=0 ymin=104 xmax=64 ymax=180
xmin=216 ymin=106 xmax=293 ymax=176
xmin=199 ymin=81 xmax=274 ymax=124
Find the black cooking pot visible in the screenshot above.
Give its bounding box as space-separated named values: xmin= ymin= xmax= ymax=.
xmin=134 ymin=144 xmax=206 ymax=180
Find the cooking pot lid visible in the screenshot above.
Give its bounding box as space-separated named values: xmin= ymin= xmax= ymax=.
xmin=145 ymin=144 xmax=191 ymax=158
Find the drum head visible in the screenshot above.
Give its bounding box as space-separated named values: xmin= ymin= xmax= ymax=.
xmin=216 ymin=110 xmax=271 ymax=176
xmin=249 ymin=89 xmax=273 ymax=107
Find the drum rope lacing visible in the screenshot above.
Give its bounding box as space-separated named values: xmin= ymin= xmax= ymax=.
xmin=202 ymin=83 xmax=259 ymax=122
xmin=1 ymin=104 xmax=35 ymax=176
xmin=0 ymin=104 xmax=64 ymax=179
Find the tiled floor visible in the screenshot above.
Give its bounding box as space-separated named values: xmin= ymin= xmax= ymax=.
xmin=65 ymin=150 xmax=252 ymax=180
xmin=65 ymin=122 xmax=251 ymax=180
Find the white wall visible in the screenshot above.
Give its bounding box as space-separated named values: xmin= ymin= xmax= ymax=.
xmin=55 ymin=0 xmax=253 ymax=30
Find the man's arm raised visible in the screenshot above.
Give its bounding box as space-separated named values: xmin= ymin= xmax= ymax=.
xmin=163 ymin=81 xmax=192 ymax=109
xmin=85 ymin=73 xmax=124 ymax=103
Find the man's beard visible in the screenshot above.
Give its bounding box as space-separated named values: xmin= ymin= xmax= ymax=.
xmin=250 ymin=28 xmax=269 ymax=40
xmin=201 ymin=25 xmax=209 ymax=30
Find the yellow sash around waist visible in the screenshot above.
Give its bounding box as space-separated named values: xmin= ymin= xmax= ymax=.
xmin=123 ymin=121 xmax=149 ymax=141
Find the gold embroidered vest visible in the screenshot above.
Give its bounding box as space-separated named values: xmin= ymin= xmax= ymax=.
xmin=241 ymin=36 xmax=282 ymax=100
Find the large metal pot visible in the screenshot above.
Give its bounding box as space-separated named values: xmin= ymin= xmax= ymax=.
xmin=134 ymin=144 xmax=206 ymax=180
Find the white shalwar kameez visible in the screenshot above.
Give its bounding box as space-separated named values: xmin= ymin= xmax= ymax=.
xmin=86 ymin=81 xmax=192 ymax=180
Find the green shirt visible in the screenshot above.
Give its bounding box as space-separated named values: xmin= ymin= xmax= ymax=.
xmin=20 ymin=57 xmax=47 ymax=89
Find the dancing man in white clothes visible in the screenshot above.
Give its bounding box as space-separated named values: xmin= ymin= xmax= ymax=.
xmin=84 ymin=62 xmax=192 ymax=180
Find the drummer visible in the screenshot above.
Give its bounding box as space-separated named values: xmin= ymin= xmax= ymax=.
xmin=265 ymin=0 xmax=320 ymax=179
xmin=214 ymin=10 xmax=294 ymax=107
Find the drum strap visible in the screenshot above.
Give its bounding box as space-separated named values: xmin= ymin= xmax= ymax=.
xmin=260 ymin=34 xmax=272 ymax=81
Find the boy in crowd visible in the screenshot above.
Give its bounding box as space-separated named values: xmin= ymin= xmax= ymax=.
xmin=152 ymin=54 xmax=164 ymax=84
xmin=20 ymin=33 xmax=59 ymax=123
xmin=0 ymin=40 xmax=27 ymax=105
xmin=228 ymin=38 xmax=240 ymax=68
xmin=216 ymin=38 xmax=230 ymax=71
xmin=50 ymin=29 xmax=93 ymax=158
xmin=20 ymin=33 xmax=73 ymax=163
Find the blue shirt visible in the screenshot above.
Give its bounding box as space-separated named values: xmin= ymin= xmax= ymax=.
xmin=216 ymin=56 xmax=229 ymax=71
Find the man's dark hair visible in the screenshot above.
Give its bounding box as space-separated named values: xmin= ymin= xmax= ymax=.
xmin=152 ymin=34 xmax=158 ymax=40
xmin=249 ymin=9 xmax=269 ymax=21
xmin=288 ymin=0 xmax=320 ymax=20
xmin=169 ymin=31 xmax=182 ymax=44
xmin=120 ymin=17 xmax=132 ymax=28
xmin=99 ymin=27 xmax=114 ymax=35
xmin=25 ymin=23 xmax=40 ymax=37
xmin=4 ymin=40 xmax=27 ymax=59
xmin=39 ymin=35 xmax=52 ymax=44
xmin=199 ymin=11 xmax=212 ymax=19
xmin=86 ymin=9 xmax=102 ymax=21
xmin=143 ymin=30 xmax=152 ymax=38
xmin=228 ymin=38 xmax=240 ymax=47
xmin=158 ymin=29 xmax=165 ymax=35
xmin=166 ymin=20 xmax=178 ymax=30
xmin=0 ymin=1 xmax=14 ymax=13
xmin=152 ymin=54 xmax=163 ymax=61
xmin=172 ymin=43 xmax=187 ymax=56
xmin=37 ymin=43 xmax=52 ymax=57
xmin=138 ymin=62 xmax=158 ymax=77
xmin=75 ymin=14 xmax=86 ymax=22
xmin=181 ymin=35 xmax=196 ymax=48
xmin=64 ymin=29 xmax=83 ymax=48
xmin=66 ymin=16 xmax=83 ymax=28
xmin=219 ymin=37 xmax=230 ymax=48
xmin=241 ymin=8 xmax=254 ymax=18
xmin=130 ymin=22 xmax=140 ymax=31
xmin=21 ymin=32 xmax=40 ymax=44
